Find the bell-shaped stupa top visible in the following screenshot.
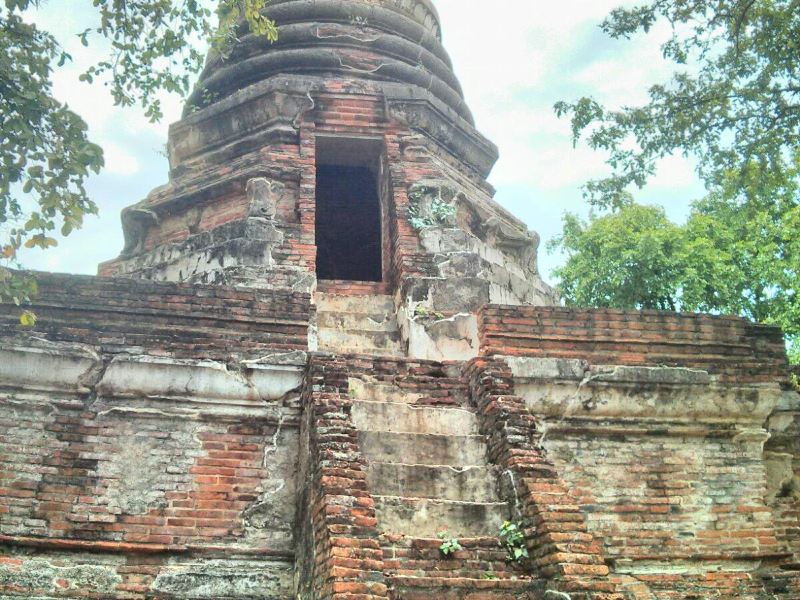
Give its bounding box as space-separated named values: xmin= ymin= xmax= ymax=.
xmin=188 ymin=0 xmax=473 ymax=123
xmin=101 ymin=0 xmax=558 ymax=328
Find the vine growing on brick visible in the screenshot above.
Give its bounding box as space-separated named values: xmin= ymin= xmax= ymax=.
xmin=499 ymin=520 xmax=529 ymax=562
xmin=407 ymin=186 xmax=457 ymax=230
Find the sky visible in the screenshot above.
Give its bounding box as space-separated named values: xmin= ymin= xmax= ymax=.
xmin=20 ymin=0 xmax=707 ymax=281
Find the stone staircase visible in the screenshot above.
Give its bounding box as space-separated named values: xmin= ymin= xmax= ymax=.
xmin=349 ymin=377 xmax=538 ymax=598
xmin=315 ymin=292 xmax=405 ymax=356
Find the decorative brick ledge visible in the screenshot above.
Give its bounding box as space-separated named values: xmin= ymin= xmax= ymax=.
xmin=479 ymin=305 xmax=788 ymax=384
xmin=0 ymin=271 xmax=312 ymax=358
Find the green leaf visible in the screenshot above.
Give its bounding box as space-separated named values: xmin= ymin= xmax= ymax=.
xmin=19 ymin=310 xmax=37 ymax=328
xmin=1 ymin=0 xmax=280 ymax=301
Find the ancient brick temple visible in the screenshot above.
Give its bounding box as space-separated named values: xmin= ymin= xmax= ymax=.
xmin=1 ymin=1 xmax=798 ymax=598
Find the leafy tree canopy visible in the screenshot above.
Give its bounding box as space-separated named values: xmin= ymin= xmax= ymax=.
xmin=555 ymin=0 xmax=800 ymax=209
xmin=0 ymin=0 xmax=275 ymax=321
xmin=550 ymin=204 xmax=686 ymax=312
xmin=552 ymin=0 xmax=800 ymax=364
xmin=550 ymin=160 xmax=799 ymax=362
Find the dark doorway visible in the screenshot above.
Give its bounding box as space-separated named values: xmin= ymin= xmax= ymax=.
xmin=315 ymin=161 xmax=383 ymax=282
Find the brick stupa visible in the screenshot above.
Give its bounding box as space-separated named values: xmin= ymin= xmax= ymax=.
xmin=1 ymin=1 xmax=798 ymax=599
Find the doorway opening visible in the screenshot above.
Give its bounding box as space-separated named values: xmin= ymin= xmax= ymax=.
xmin=315 ymin=137 xmax=385 ymax=282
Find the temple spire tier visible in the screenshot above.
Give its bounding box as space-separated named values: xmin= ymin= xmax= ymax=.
xmin=188 ymin=0 xmax=473 ymax=122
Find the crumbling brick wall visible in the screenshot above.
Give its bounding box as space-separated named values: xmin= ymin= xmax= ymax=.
xmin=2 ymin=280 xmax=798 ymax=599
xmin=0 ymin=273 xmax=310 ymax=599
xmin=464 ymin=357 xmax=625 ymax=600
xmin=0 ymin=272 xmax=311 ymax=356
xmin=476 ymin=304 xmax=797 ymax=599
xmin=294 ymin=354 xmax=389 ymax=600
xmin=479 ymin=305 xmax=788 ymax=383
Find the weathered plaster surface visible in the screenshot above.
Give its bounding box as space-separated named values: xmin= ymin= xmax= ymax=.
xmin=0 ymin=338 xmax=301 ymax=599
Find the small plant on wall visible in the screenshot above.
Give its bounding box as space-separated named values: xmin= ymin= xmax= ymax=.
xmin=499 ymin=521 xmax=529 ymax=562
xmin=413 ymin=304 xmax=445 ymax=320
xmin=438 ymin=531 xmax=462 ymax=557
xmin=407 ymin=185 xmax=457 ymax=230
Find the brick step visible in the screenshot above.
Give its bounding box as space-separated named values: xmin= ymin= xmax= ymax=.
xmin=359 ymin=431 xmax=490 ymax=467
xmin=382 ymin=536 xmax=524 ymax=580
xmin=368 ymin=463 xmax=500 ymax=502
xmin=348 ymin=378 xmax=469 ymax=406
xmin=317 ymin=310 xmax=400 ymax=332
xmin=316 ymin=328 xmax=405 ymax=357
xmin=375 ymin=495 xmax=508 ymax=538
xmin=315 ymin=292 xmax=395 ymax=314
xmin=349 ymin=379 xmax=424 ymax=404
xmin=388 ymin=575 xmax=541 ymax=599
xmin=352 ymin=401 xmax=478 ymax=436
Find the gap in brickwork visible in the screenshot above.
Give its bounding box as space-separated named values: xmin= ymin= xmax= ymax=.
xmin=315 ymin=136 xmax=385 ymax=283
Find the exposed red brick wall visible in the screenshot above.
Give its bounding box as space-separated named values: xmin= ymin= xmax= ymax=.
xmin=0 ymin=383 xmax=298 ymax=598
xmin=0 ymin=411 xmax=290 ymax=547
xmin=98 ymin=83 xmax=491 ymax=294
xmin=544 ymin=429 xmax=788 ymax=597
xmin=774 ymin=494 xmax=800 ymax=560
xmin=296 ymin=355 xmax=538 ymax=597
xmin=0 ymin=549 xmax=180 ymax=597
xmin=297 ymin=354 xmax=389 ymax=600
xmin=764 ymin=570 xmax=800 ymax=599
xmin=293 ymin=123 xmax=319 ymax=276
xmin=141 ymin=190 xmax=248 ymax=251
xmin=0 ymin=272 xmax=311 ymax=357
xmin=322 ymin=355 xmax=469 ymax=407
xmin=464 ymin=358 xmax=624 ymax=600
xmin=766 ymin=383 xmax=800 ymax=587
xmin=378 ymin=536 xmax=527 ymax=587
xmin=479 ymin=305 xmax=788 ymax=383
xmin=638 ymin=572 xmax=783 ymax=598
xmin=463 ymin=356 xmax=798 ymax=600
xmin=308 ymin=88 xmax=456 ymax=289
xmin=307 ymin=90 xmax=436 ymax=290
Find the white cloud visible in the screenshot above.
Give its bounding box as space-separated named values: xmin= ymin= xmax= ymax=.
xmin=435 ymin=0 xmax=697 ymax=197
xmin=649 ymin=154 xmax=699 ymax=190
xmin=436 ymin=1 xmax=637 ymax=125
xmin=102 ymin=143 xmax=141 ymax=177
xmin=570 ymin=21 xmax=677 ymax=106
xmin=492 ymin=138 xmax=608 ymax=190
xmin=482 ymin=107 xmax=572 ymax=142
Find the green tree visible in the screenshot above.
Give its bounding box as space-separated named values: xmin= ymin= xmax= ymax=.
xmin=552 ymin=0 xmax=800 ymax=363
xmin=0 ymin=0 xmax=276 ymax=322
xmin=555 ymin=0 xmax=800 ymax=209
xmin=550 ymin=169 xmax=799 ymax=362
xmin=549 ymin=203 xmax=686 ymax=311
